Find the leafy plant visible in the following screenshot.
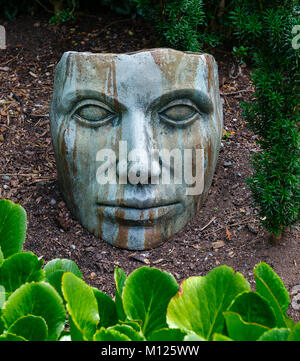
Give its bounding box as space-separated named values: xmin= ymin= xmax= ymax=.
xmin=134 ymin=0 xmax=206 ymax=51
xmin=49 ymin=8 xmax=76 ymax=24
xmin=0 ymin=199 xmax=299 ymax=341
xmin=232 ymin=45 xmax=248 ymax=63
xmin=230 ymin=1 xmax=300 ymax=242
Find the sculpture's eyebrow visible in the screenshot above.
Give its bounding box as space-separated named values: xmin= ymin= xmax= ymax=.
xmin=59 ymin=89 xmax=126 ymax=113
xmin=152 ymin=89 xmax=212 ymax=114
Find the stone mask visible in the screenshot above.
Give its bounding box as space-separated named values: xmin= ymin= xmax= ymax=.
xmin=50 ymin=48 xmax=223 ymax=250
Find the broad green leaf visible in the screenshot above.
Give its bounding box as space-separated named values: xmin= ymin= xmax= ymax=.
xmin=114 ymin=267 xmax=127 ymax=321
xmin=0 ymin=332 xmax=26 ymax=341
xmin=1 ymin=282 xmax=66 ymax=341
xmin=45 ymin=270 xmax=65 ymax=298
xmin=258 ymin=328 xmax=290 ymax=341
xmin=107 ymin=324 xmax=144 ymax=341
xmin=212 ymin=333 xmax=232 ymax=341
xmin=122 ymin=266 xmax=179 ymax=337
xmin=118 ymin=320 xmax=142 ymax=331
xmin=68 ymin=315 xmax=85 ymax=341
xmin=93 ymin=327 xmax=131 ymax=341
xmin=288 ymin=322 xmax=300 ymax=341
xmin=0 ymin=252 xmax=44 ymax=297
xmin=0 ymin=246 xmax=3 ymax=267
xmin=254 ymin=262 xmax=290 ymax=327
xmin=0 ymin=199 xmax=27 ymax=258
xmin=0 ymin=286 xmax=5 ymax=334
xmin=62 ymin=272 xmax=99 ymax=340
xmin=8 ymin=315 xmax=48 ymax=341
xmin=228 ymin=291 xmax=276 ymax=328
xmin=44 ymin=258 xmax=82 ymax=298
xmin=148 ymin=328 xmax=186 ymax=341
xmin=0 ymin=285 xmax=4 ymax=309
xmin=167 ymin=266 xmax=250 ymax=340
xmin=224 ymin=312 xmax=269 ymax=341
xmin=44 ymin=258 xmax=82 ymax=279
xmin=93 ymin=288 xmax=118 ymax=328
xmin=184 ymin=332 xmax=206 ymax=341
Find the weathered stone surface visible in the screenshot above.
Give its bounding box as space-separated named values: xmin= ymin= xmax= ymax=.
xmin=50 ymin=48 xmax=223 ymax=250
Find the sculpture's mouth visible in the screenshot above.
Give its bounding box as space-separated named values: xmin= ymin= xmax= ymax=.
xmin=97 ymin=202 xmax=182 ymax=226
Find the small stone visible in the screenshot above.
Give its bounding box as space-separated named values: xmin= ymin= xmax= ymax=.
xmin=70 ymin=244 xmax=76 ymax=250
xmin=50 ymin=198 xmax=56 ymax=206
xmin=3 ymin=184 xmax=8 ymax=189
xmin=90 ymin=272 xmax=96 ymax=280
xmin=291 ymin=285 xmax=300 ymax=295
xmin=291 ymin=294 xmax=300 ymax=310
xmin=3 ymin=175 xmax=10 ymax=181
xmin=223 ymin=161 xmax=232 ymax=167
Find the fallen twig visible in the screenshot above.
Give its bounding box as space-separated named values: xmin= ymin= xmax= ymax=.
xmin=200 ymin=216 xmax=216 ymax=231
xmin=220 ymin=88 xmax=254 ymax=96
xmin=204 ymin=218 xmax=259 ymax=236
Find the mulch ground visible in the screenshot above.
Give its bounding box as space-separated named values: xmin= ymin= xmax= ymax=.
xmin=0 ymin=9 xmax=299 ymax=322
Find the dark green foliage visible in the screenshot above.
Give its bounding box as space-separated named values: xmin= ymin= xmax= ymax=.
xmin=231 ymin=1 xmax=300 ymax=237
xmin=134 ymin=0 xmax=205 ymax=51
xmin=99 ymin=0 xmax=139 ymax=17
xmin=0 ymin=0 xmax=35 ymax=20
xmin=49 ymin=9 xmax=76 ymax=24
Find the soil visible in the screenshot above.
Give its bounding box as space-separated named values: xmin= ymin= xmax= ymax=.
xmin=0 ymin=10 xmax=299 ymax=322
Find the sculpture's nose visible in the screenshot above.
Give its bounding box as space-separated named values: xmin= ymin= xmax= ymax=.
xmin=117 ymin=109 xmax=161 ymax=184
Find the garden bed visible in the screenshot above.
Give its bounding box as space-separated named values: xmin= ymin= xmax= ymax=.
xmin=0 ymin=10 xmax=299 ymax=321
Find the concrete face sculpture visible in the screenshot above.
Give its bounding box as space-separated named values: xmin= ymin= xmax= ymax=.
xmin=50 ymin=48 xmax=223 ymax=250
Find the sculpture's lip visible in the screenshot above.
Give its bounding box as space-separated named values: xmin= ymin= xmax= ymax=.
xmin=97 ymin=202 xmax=182 ymax=226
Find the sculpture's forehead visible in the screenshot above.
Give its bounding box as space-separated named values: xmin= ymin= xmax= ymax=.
xmin=56 ymin=49 xmax=211 ymax=107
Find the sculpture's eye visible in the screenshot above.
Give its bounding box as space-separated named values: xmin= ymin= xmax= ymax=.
xmin=159 ymin=100 xmax=200 ymax=126
xmin=73 ymin=103 xmax=117 ymax=127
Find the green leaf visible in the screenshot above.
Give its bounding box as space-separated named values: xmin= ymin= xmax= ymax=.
xmin=92 ymin=288 xmax=118 ymax=328
xmin=8 ymin=315 xmax=48 ymax=341
xmin=45 ymin=270 xmax=65 ymax=298
xmin=212 ymin=333 xmax=233 ymax=341
xmin=44 ymin=258 xmax=82 ymax=279
xmin=62 ymin=272 xmax=99 ymax=340
xmin=0 ymin=285 xmax=5 ymax=309
xmin=1 ymin=282 xmax=66 ymax=341
xmin=184 ymin=332 xmax=206 ymax=341
xmin=0 ymin=252 xmax=45 ymax=297
xmin=68 ymin=315 xmax=85 ymax=341
xmin=167 ymin=266 xmax=250 ymax=340
xmin=107 ymin=324 xmax=144 ymax=341
xmin=44 ymin=258 xmax=82 ymax=298
xmin=0 ymin=199 xmax=27 ymax=258
xmin=148 ymin=328 xmax=186 ymax=341
xmin=122 ymin=266 xmax=179 ymax=337
xmin=0 ymin=332 xmax=27 ymax=341
xmin=254 ymin=262 xmax=290 ymax=327
xmin=114 ymin=267 xmax=127 ymax=321
xmin=258 ymin=328 xmax=290 ymax=341
xmin=93 ymin=327 xmax=131 ymax=341
xmin=228 ymin=291 xmax=276 ymax=328
xmin=0 ymin=246 xmax=3 ymax=267
xmin=288 ymin=322 xmax=300 ymax=341
xmin=223 ymin=312 xmax=269 ymax=341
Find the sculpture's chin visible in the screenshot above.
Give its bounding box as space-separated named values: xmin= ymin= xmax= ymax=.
xmin=95 ymin=202 xmax=186 ymax=250
xmin=96 ymin=223 xmax=178 ymax=250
